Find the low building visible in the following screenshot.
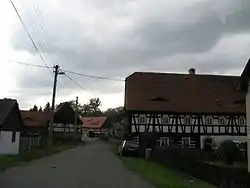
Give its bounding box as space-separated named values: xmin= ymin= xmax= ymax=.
xmin=125 ymin=69 xmax=247 ymax=150
xmin=81 ymin=116 xmax=111 ymax=134
xmin=0 ymin=99 xmax=24 ymax=155
xmin=53 ymin=102 xmax=82 ymax=141
xmin=20 ymin=110 xmax=51 ymax=136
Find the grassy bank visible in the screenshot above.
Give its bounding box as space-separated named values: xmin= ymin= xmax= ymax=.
xmin=122 ymin=157 xmax=216 ymax=188
xmin=0 ymin=143 xmax=78 ymax=172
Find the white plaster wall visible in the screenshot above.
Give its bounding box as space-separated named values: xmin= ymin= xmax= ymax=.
xmin=200 ymin=135 xmax=247 ymax=149
xmin=0 ymin=131 xmax=20 ymax=155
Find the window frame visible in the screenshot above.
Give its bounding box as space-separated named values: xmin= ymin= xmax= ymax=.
xmin=162 ymin=116 xmax=170 ymax=125
xmin=184 ymin=116 xmax=192 ymax=125
xmin=138 ymin=115 xmax=147 ymax=124
xmin=239 ymin=116 xmax=246 ymax=126
xmin=11 ymin=131 xmax=16 ymax=143
xmin=218 ymin=117 xmax=226 ymax=125
xmin=205 ymin=116 xmax=213 ymax=125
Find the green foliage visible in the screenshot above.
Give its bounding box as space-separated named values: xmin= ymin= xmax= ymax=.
xmin=218 ymin=140 xmax=241 ymax=165
xmin=38 ymin=106 xmax=43 ymax=112
xmin=104 ymin=106 xmax=125 ymax=123
xmin=29 ymin=105 xmax=38 ymax=112
xmin=69 ymin=97 xmax=103 ymax=117
xmin=44 ymin=102 xmax=51 ymax=112
xmin=122 ymin=157 xmax=216 ymax=188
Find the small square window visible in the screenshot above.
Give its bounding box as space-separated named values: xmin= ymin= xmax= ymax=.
xmin=205 ymin=116 xmax=213 ymax=125
xmin=239 ymin=117 xmax=246 ymax=126
xmin=184 ymin=116 xmax=192 ymax=125
xmin=162 ymin=116 xmax=170 ymax=125
xmin=219 ymin=117 xmax=226 ymax=125
xmin=138 ymin=116 xmax=146 ymax=124
xmin=12 ymin=131 xmax=16 ymax=143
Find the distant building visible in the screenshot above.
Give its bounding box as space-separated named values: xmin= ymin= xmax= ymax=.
xmin=20 ymin=110 xmax=51 ymax=137
xmin=125 ymin=69 xmax=247 ymax=149
xmin=81 ymin=116 xmax=111 ymax=134
xmin=53 ymin=102 xmax=82 ymax=141
xmin=0 ymin=99 xmax=24 ymax=155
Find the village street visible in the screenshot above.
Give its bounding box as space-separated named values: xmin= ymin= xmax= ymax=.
xmin=0 ymin=140 xmax=154 ymax=188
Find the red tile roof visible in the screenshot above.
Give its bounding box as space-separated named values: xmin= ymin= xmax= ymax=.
xmin=125 ymin=72 xmax=245 ymax=114
xmin=81 ymin=117 xmax=107 ymax=128
xmin=20 ymin=111 xmax=51 ymax=127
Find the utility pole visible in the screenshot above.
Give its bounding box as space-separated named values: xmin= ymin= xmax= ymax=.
xmin=74 ymin=96 xmax=79 ymax=142
xmin=48 ymin=65 xmax=64 ymax=145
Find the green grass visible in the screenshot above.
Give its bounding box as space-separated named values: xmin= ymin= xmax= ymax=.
xmin=122 ymin=157 xmax=217 ymax=188
xmin=0 ymin=143 xmax=78 ymax=172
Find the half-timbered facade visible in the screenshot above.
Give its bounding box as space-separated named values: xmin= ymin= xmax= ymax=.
xmin=125 ymin=69 xmax=247 ymax=149
xmin=240 ymin=58 xmax=250 ymax=172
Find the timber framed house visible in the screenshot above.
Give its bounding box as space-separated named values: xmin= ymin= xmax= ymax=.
xmin=125 ymin=68 xmax=247 ymax=149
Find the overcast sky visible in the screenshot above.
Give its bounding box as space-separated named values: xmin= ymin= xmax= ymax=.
xmin=0 ymin=0 xmax=250 ymax=110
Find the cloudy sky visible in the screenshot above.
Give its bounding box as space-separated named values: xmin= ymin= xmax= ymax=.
xmin=1 ymin=0 xmax=250 ymax=110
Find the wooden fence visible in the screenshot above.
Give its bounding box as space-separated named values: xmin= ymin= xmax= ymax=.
xmin=20 ymin=136 xmax=47 ymax=152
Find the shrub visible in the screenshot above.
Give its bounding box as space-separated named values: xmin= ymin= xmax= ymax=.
xmin=218 ymin=140 xmax=241 ymax=165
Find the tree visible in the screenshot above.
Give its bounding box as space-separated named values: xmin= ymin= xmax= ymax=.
xmin=57 ymin=98 xmax=103 ymax=117
xmin=44 ymin=102 xmax=51 ymax=112
xmin=88 ymin=98 xmax=102 ymax=112
xmin=30 ymin=105 xmax=38 ymax=112
xmin=104 ymin=106 xmax=125 ymax=123
xmin=38 ymin=106 xmax=43 ymax=112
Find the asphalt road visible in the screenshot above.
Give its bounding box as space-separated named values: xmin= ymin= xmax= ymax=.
xmin=0 ymin=140 xmax=154 ymax=188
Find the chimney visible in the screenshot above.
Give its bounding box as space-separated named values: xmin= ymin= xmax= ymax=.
xmin=188 ymin=68 xmax=195 ymax=75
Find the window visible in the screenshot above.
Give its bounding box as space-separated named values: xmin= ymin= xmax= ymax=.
xmin=181 ymin=137 xmax=191 ymax=148
xmin=157 ymin=137 xmax=169 ymax=147
xmin=218 ymin=117 xmax=226 ymax=125
xmin=138 ymin=115 xmax=146 ymax=124
xmin=184 ymin=116 xmax=192 ymax=125
xmin=162 ymin=116 xmax=170 ymax=125
xmin=12 ymin=131 xmax=16 ymax=143
xmin=205 ymin=116 xmax=213 ymax=125
xmin=239 ymin=117 xmax=246 ymax=126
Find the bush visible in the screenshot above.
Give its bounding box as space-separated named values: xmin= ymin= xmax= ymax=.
xmin=218 ymin=140 xmax=241 ymax=165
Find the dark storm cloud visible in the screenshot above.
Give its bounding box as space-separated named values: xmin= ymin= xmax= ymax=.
xmin=11 ymin=0 xmax=250 ymax=98
xmin=133 ymin=0 xmax=250 ymax=57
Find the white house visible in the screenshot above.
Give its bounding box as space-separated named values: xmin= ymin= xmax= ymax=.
xmin=0 ymin=99 xmax=24 ymax=155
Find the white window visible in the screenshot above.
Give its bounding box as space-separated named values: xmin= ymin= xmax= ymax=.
xmin=157 ymin=137 xmax=169 ymax=146
xmin=184 ymin=116 xmax=192 ymax=125
xmin=218 ymin=117 xmax=226 ymax=125
xmin=180 ymin=137 xmax=191 ymax=148
xmin=239 ymin=117 xmax=246 ymax=126
xmin=205 ymin=116 xmax=213 ymax=125
xmin=162 ymin=115 xmax=170 ymax=125
xmin=138 ymin=115 xmax=147 ymax=124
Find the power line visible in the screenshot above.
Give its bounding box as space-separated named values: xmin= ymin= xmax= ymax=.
xmin=9 ymin=0 xmax=52 ymax=74
xmin=64 ymin=74 xmax=88 ymax=91
xmin=16 ymin=61 xmax=53 ymax=69
xmin=15 ymin=61 xmax=125 ymax=82
xmin=62 ymin=69 xmax=125 ymax=82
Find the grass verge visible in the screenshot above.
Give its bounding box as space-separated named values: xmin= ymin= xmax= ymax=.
xmin=121 ymin=157 xmax=217 ymax=188
xmin=0 ymin=143 xmax=78 ymax=172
